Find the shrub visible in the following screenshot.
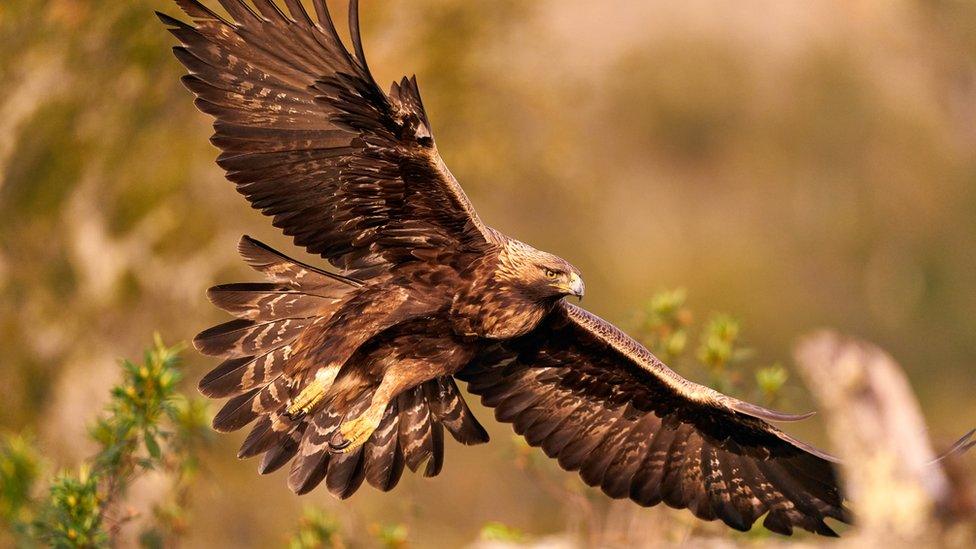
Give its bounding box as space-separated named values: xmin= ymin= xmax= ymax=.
xmin=0 ymin=336 xmax=209 ymax=548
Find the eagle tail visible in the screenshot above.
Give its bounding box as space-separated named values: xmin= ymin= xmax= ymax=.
xmin=259 ymin=422 xmax=306 ymax=474
xmin=339 ymin=377 xmax=488 ymax=493
xmin=271 ymin=376 xmax=487 ymax=497
xmin=363 ymin=399 xmax=406 ymax=491
xmin=397 ymin=384 xmax=443 ymax=477
xmin=425 ymin=376 xmax=490 ymax=446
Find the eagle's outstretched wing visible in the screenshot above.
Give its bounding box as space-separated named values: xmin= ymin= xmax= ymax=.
xmin=159 ymin=0 xmax=493 ymax=276
xmin=460 ymin=302 xmax=851 ymax=536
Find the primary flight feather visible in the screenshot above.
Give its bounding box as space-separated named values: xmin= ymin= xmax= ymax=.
xmin=161 ymin=0 xmax=849 ymax=536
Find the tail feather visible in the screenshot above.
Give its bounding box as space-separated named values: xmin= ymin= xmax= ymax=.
xmin=289 ymin=451 xmax=330 ymax=496
xmin=238 ymin=416 xmax=276 ymax=459
xmin=398 ymin=386 xmax=436 ymax=475
xmin=286 ymin=397 xmax=370 ymax=498
xmin=325 ymin=446 xmax=367 ymax=499
xmin=325 ymin=447 xmax=366 ymax=499
xmin=426 ymin=420 xmax=445 ymax=477
xmin=211 ymin=379 xmax=482 ymax=497
xmin=288 ymin=408 xmax=342 ymax=495
xmin=242 ymin=375 xmax=486 ymax=497
xmin=426 ymin=377 xmax=489 ymax=445
xmin=212 ymin=388 xmax=261 ymax=433
xmin=238 ymin=411 xmax=298 ymax=459
xmin=364 ymin=402 xmax=405 ymax=491
xmin=323 ymin=394 xmax=372 ymax=499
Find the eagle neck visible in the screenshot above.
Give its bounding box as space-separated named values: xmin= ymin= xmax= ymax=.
xmin=450 ymin=245 xmax=553 ymax=339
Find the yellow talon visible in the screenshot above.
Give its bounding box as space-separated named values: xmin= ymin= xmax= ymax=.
xmin=286 ymin=366 xmax=338 ymax=418
xmin=330 ymin=406 xmax=385 ymax=453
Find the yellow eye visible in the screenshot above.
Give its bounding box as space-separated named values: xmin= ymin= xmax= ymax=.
xmin=545 ymin=269 xmax=558 ymax=278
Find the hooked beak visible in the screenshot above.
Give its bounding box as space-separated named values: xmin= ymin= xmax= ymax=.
xmin=567 ymin=272 xmax=585 ymax=301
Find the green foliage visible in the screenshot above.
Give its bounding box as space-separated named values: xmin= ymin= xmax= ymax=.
xmin=0 ymin=336 xmax=209 ymax=548
xmin=286 ymin=506 xmax=409 ymax=549
xmin=755 ymin=364 xmax=789 ymax=402
xmin=636 ymin=289 xmax=789 ymax=403
xmin=479 ymin=521 xmax=527 ymax=543
xmin=90 ymin=335 xmax=184 ymax=474
xmin=36 ymin=467 xmax=105 ymax=548
xmin=288 ymin=507 xmax=344 ymax=549
xmin=696 ymin=313 xmax=740 ymax=369
xmin=371 ymin=522 xmax=409 ymax=549
xmin=696 ymin=313 xmax=754 ymax=393
xmin=634 ymin=288 xmax=693 ymax=362
xmin=0 ymin=433 xmax=41 ymax=541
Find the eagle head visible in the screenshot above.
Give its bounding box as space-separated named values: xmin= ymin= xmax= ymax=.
xmin=497 ymin=240 xmax=585 ymax=302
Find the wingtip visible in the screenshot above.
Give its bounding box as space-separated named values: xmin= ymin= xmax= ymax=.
xmin=780 ymin=410 xmax=817 ymax=422
xmin=173 ymin=0 xmax=224 ymax=22
xmin=931 ymin=428 xmax=976 ymax=464
xmin=197 ymin=370 xmax=216 ymax=396
xmin=731 ymin=400 xmax=817 ymax=422
xmin=348 ymin=0 xmax=368 ymax=66
xmin=964 ymin=428 xmax=976 ymax=450
xmin=818 ymin=522 xmax=840 ymax=538
xmin=155 ymin=10 xmax=176 ymax=25
xmin=236 ymin=234 xmax=268 ymax=260
xmin=190 ymin=332 xmax=207 ymax=353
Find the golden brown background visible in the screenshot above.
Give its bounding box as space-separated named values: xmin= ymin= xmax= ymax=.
xmin=1 ymin=0 xmax=975 ymax=546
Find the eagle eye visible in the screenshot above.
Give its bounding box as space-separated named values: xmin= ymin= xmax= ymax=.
xmin=544 ymin=268 xmax=558 ymax=279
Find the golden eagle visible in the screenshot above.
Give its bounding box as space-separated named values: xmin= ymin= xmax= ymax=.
xmin=161 ymin=0 xmax=849 ymax=536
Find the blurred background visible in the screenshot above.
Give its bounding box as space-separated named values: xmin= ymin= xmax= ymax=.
xmin=1 ymin=0 xmax=975 ymax=546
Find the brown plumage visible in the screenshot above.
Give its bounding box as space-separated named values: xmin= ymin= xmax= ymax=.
xmin=162 ymin=0 xmax=850 ymax=535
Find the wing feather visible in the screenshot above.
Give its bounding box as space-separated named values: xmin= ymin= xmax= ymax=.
xmin=460 ymin=302 xmax=851 ymax=536
xmin=159 ymin=1 xmax=494 ymax=276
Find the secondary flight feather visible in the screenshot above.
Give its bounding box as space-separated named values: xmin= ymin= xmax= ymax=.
xmin=161 ymin=0 xmax=850 ymax=536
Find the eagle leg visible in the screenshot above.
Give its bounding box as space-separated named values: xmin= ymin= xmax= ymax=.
xmin=329 ymin=379 xmax=393 ymax=453
xmin=286 ymin=285 xmax=434 ymax=421
xmin=286 ymin=365 xmax=341 ymax=420
xmin=329 ymin=356 xmax=439 ymax=453
xmin=329 ymin=402 xmax=386 ymax=453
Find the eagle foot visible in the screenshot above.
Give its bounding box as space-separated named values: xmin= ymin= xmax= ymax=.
xmin=283 ymin=408 xmax=306 ymax=421
xmin=286 ymin=366 xmax=339 ymax=419
xmin=329 ymin=405 xmax=385 ymax=454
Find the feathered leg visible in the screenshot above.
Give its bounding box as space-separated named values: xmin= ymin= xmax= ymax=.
xmin=286 ymin=365 xmax=342 ymax=419
xmin=329 ymin=359 xmax=433 ymax=452
xmin=284 ymin=285 xmax=434 ymax=420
